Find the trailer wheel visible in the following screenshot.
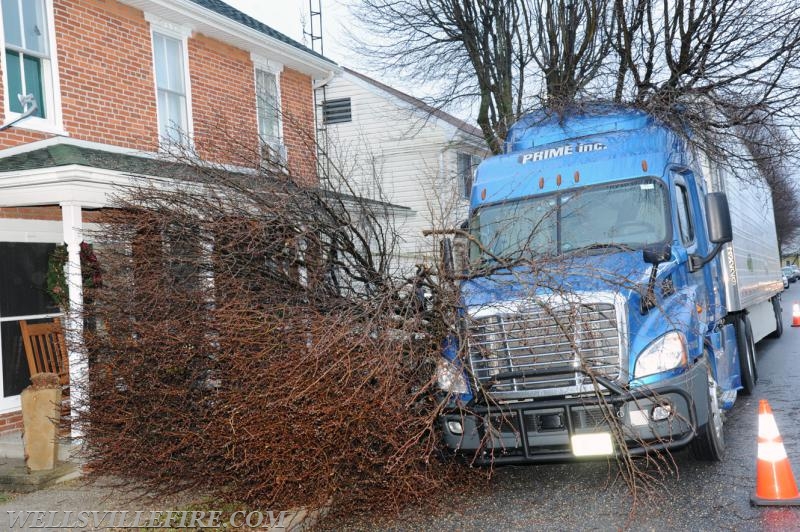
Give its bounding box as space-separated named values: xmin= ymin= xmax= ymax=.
xmin=735 ymin=314 xmax=757 ymax=395
xmin=690 ymin=366 xmax=725 ymax=461
xmin=768 ymin=296 xmax=783 ymax=339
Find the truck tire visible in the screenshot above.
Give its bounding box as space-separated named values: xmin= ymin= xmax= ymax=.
xmin=768 ymin=296 xmax=783 ymax=339
xmin=690 ymin=366 xmax=725 ymax=461
xmin=735 ymin=314 xmax=757 ymax=395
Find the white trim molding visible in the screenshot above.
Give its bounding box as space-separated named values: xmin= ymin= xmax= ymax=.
xmin=144 ymin=12 xmax=192 ymax=39
xmin=251 ymin=53 xmax=283 ymax=75
xmin=123 ymin=0 xmax=339 ymax=80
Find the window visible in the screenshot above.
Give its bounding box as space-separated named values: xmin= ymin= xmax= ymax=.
xmin=457 ymin=152 xmax=481 ymax=199
xmin=152 ymin=31 xmax=189 ymax=145
xmin=675 ymin=183 xmax=695 ymax=245
xmin=255 ymin=68 xmax=281 ymax=149
xmin=470 ymin=178 xmax=669 ymax=262
xmin=1 ymin=0 xmax=60 ymax=127
xmin=0 ymin=242 xmax=60 ymax=398
xmin=323 ymin=98 xmax=351 ymax=124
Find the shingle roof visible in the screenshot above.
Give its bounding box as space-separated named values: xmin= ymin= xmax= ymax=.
xmin=0 ymin=143 xmax=411 ymax=211
xmin=343 ymin=67 xmax=483 ymax=138
xmin=0 ymin=144 xmax=208 ymax=178
xmin=189 ymin=0 xmax=334 ymax=65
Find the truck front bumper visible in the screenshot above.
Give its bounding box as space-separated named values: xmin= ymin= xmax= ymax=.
xmin=440 ymin=360 xmax=710 ymax=464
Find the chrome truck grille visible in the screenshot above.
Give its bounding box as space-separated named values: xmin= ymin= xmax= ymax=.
xmin=467 ymin=302 xmax=623 ymax=401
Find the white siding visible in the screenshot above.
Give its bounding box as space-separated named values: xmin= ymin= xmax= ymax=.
xmin=320 ymin=72 xmax=486 ymax=276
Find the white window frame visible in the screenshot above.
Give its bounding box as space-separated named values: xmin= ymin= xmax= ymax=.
xmin=457 ymin=152 xmax=481 ymax=199
xmin=0 ymin=220 xmax=64 ymax=413
xmin=251 ymin=54 xmax=284 ymax=158
xmin=0 ymin=0 xmax=64 ymax=134
xmin=146 ymin=13 xmax=193 ymax=151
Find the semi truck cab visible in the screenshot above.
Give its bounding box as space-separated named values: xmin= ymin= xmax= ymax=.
xmin=437 ymin=108 xmax=783 ymax=464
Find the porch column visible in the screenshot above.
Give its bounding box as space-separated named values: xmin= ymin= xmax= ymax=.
xmin=61 ymin=202 xmax=85 ymax=439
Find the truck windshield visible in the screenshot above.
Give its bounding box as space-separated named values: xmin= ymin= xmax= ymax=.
xmin=470 ymin=178 xmax=669 ymax=262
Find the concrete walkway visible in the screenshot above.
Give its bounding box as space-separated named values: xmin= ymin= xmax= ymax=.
xmin=0 ymin=435 xmax=317 ymax=530
xmin=0 ymin=477 xmax=320 ymax=530
xmin=0 ymin=478 xmax=201 ymax=530
xmin=0 ymin=431 xmax=81 ymax=494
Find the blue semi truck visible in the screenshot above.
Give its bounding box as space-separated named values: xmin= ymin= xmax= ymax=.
xmin=436 ymin=107 xmax=783 ymax=463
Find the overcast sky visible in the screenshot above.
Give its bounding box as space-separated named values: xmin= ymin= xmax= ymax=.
xmin=222 ymin=1 xmax=475 ymax=121
xmin=223 ymin=0 xmax=354 ymax=65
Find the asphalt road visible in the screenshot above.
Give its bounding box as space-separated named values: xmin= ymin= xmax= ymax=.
xmin=343 ymin=282 xmax=800 ymax=532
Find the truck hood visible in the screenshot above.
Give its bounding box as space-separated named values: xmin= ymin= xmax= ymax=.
xmin=460 ymin=250 xmax=664 ymax=309
xmin=459 ymin=250 xmax=695 ymax=388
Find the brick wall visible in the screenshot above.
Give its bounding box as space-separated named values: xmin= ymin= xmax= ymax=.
xmin=280 ymin=69 xmax=317 ymax=185
xmin=0 ymin=0 xmax=159 ymax=152
xmin=0 ymin=206 xmax=62 ymax=220
xmin=188 ymin=33 xmax=259 ymax=167
xmin=0 ymin=206 xmax=106 ymax=221
xmin=56 ymin=0 xmax=159 ymax=151
xmin=0 ymin=0 xmax=320 ymax=180
xmin=0 ymin=411 xmax=23 ymax=435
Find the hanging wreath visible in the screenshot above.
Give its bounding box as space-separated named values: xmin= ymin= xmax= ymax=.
xmin=46 ymin=242 xmax=103 ymax=310
xmin=46 ymin=245 xmax=69 ymax=310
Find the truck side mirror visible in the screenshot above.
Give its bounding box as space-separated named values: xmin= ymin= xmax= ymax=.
xmin=705 ymin=192 xmax=733 ymax=244
xmin=641 ymin=243 xmax=671 ymax=313
xmin=688 ymin=192 xmax=732 ymax=272
xmin=643 ymin=243 xmax=672 ymax=265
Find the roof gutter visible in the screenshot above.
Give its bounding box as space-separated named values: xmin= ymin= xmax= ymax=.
xmin=313 ymin=70 xmax=336 ymax=90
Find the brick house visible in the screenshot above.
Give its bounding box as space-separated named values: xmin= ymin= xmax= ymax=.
xmin=0 ymin=0 xmax=337 ymax=433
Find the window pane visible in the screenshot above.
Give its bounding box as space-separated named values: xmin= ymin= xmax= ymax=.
xmin=165 ymin=37 xmax=183 ymax=92
xmin=472 ymin=196 xmax=558 ymax=261
xmin=676 ymin=185 xmax=694 ymax=244
xmin=153 ymin=33 xmax=184 ymax=93
xmin=158 ymin=89 xmax=186 ymax=142
xmin=2 ymin=321 xmax=30 ymax=397
xmin=0 ymin=242 xmax=59 ymax=317
xmin=23 ymin=54 xmax=44 ymax=117
xmin=22 ymin=0 xmax=46 ymax=54
xmin=167 ymin=92 xmax=186 ymax=136
xmin=5 ymin=50 xmax=23 ymax=113
xmin=157 ymin=89 xmax=168 ymax=138
xmin=256 ymin=69 xmax=279 ymax=142
xmin=2 ymin=0 xmax=22 ymax=47
xmin=560 ymin=180 xmax=668 ymax=252
xmin=457 ymin=153 xmax=473 ymax=198
xmin=153 ymin=33 xmax=168 ymax=88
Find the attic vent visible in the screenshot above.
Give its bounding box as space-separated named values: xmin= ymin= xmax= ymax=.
xmin=323 ymin=98 xmax=352 ymax=124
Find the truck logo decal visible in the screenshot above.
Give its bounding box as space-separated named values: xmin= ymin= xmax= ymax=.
xmin=726 ymin=246 xmax=737 ymax=285
xmin=518 ymin=142 xmax=607 ymax=164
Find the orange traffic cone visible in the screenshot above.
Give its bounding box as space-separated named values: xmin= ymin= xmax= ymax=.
xmin=752 ymin=400 xmax=800 ymax=506
xmin=792 ymin=303 xmax=800 ymax=327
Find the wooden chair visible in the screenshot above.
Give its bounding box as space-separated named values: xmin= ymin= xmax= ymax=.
xmin=19 ymin=318 xmax=71 ymax=434
xmin=19 ymin=318 xmax=70 ymax=387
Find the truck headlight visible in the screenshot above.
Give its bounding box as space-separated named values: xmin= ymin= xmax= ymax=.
xmin=633 ymin=331 xmax=688 ymax=378
xmin=436 ymin=357 xmax=469 ymax=394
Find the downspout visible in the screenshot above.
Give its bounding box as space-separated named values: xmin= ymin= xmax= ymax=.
xmin=312 ymin=70 xmax=336 ymax=182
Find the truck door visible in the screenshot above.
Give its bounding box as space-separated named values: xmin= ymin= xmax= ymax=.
xmin=672 ymin=172 xmax=708 ymax=307
xmin=673 ymin=172 xmax=713 ymax=334
xmin=672 ymin=171 xmax=732 ymax=374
